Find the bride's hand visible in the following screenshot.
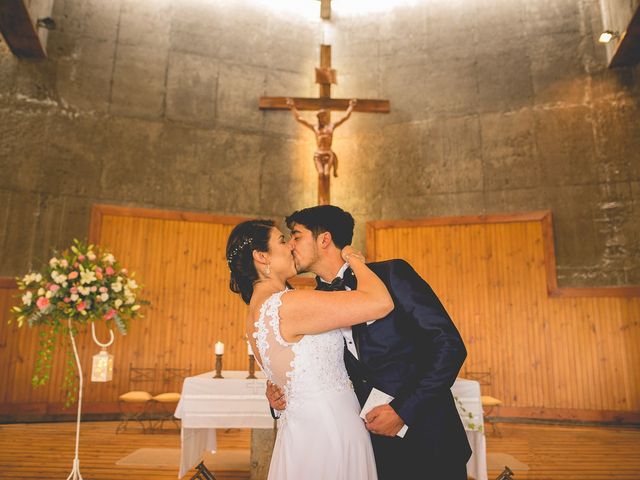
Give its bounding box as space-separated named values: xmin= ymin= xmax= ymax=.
xmin=341 ymin=245 xmax=365 ymax=264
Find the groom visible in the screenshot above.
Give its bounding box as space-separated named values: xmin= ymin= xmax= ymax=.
xmin=268 ymin=205 xmax=471 ymax=480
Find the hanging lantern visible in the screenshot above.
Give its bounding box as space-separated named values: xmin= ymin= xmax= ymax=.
xmin=91 ymin=348 xmax=114 ymax=382
xmin=90 ymin=322 xmax=115 ymax=382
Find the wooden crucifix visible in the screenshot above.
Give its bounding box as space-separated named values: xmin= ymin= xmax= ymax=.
xmin=260 ymin=45 xmax=390 ymax=205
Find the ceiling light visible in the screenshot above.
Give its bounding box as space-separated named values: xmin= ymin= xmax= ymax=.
xmin=598 ymin=30 xmax=619 ymax=44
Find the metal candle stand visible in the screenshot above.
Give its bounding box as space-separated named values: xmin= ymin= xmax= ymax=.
xmin=213 ymin=354 xmax=223 ymax=378
xmin=247 ymin=354 xmax=256 ymax=379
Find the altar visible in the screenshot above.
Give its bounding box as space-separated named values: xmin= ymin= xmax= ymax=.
xmin=174 ymin=371 xmax=487 ymax=480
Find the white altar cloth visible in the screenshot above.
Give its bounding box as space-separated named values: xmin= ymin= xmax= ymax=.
xmin=175 ymin=371 xmax=487 ymax=479
xmin=451 ymin=378 xmax=488 ymax=480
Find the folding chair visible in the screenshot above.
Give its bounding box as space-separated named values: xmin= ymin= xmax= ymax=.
xmin=151 ymin=365 xmax=192 ymax=432
xmin=116 ymin=364 xmax=158 ymax=433
xmin=189 ymin=461 xmax=216 ymax=480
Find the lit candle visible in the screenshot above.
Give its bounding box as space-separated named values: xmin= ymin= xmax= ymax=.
xmin=215 ymin=341 xmax=224 ymax=355
xmin=247 ymin=341 xmax=254 ymax=356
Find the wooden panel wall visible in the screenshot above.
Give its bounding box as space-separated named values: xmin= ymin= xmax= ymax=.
xmin=367 ymin=212 xmax=640 ymax=421
xmin=0 ymin=206 xmax=252 ymax=415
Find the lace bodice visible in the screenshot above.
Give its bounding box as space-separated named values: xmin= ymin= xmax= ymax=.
xmin=252 ymin=290 xmax=352 ymax=420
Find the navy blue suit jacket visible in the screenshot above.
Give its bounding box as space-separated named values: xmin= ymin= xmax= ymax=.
xmin=343 ymin=259 xmax=472 ymax=472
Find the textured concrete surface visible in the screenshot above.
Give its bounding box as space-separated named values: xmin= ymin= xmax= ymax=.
xmin=250 ymin=427 xmax=276 ymax=480
xmin=0 ymin=0 xmax=639 ymax=286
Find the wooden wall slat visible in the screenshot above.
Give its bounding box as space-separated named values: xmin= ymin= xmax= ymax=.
xmin=368 ymin=215 xmax=640 ymax=414
xmin=2 ymin=207 xmax=639 ymax=420
xmin=0 ymin=206 xmax=252 ymax=408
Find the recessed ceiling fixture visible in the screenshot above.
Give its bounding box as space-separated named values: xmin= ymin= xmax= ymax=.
xmin=598 ymin=30 xmax=619 ymax=43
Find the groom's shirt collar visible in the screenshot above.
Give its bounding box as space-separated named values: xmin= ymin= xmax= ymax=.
xmin=319 ymin=262 xmax=350 ymax=284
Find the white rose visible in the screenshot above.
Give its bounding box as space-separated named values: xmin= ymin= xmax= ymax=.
xmin=60 ymin=259 xmax=69 ymax=268
xmin=100 ymin=292 xmax=109 ymax=302
xmin=34 ymin=273 xmax=42 ymax=282
xmin=115 ymin=299 xmax=123 ymax=309
xmin=111 ymin=282 xmax=123 ymax=293
xmin=78 ymin=286 xmax=91 ymax=296
xmin=127 ymin=279 xmax=138 ymax=290
xmin=70 ymin=293 xmax=79 ymax=302
xmin=49 ymin=258 xmax=59 ymax=267
xmin=55 ymin=274 xmax=67 ymax=284
xmin=22 ymin=291 xmax=33 ymax=306
xmin=87 ymin=252 xmax=96 ymax=261
xmin=131 ymin=305 xmax=140 ymax=311
xmin=45 ymin=290 xmax=53 ymax=299
xmin=103 ymin=254 xmax=115 ymax=264
xmin=38 ymin=288 xmax=45 ymax=296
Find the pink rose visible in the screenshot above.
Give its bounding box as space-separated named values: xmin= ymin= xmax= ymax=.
xmin=105 ymin=266 xmax=115 ymax=276
xmin=60 ymin=259 xmax=68 ymax=268
xmin=70 ymin=286 xmax=78 ymax=294
xmin=121 ymin=268 xmax=128 ymax=274
xmin=76 ymin=301 xmax=86 ymax=312
xmin=104 ymin=309 xmax=116 ymax=320
xmin=64 ymin=297 xmax=71 ymax=303
xmin=78 ymin=255 xmax=86 ymax=261
xmin=74 ymin=262 xmax=79 ymax=268
xmin=95 ymin=267 xmax=103 ymax=273
xmin=90 ymin=286 xmax=97 ymax=292
xmin=68 ymin=271 xmax=79 ymax=280
xmin=99 ymin=287 xmax=108 ymax=293
xmin=96 ymin=272 xmax=103 ymax=280
xmin=36 ymin=297 xmax=50 ymax=310
xmin=49 ymin=284 xmax=60 ymax=292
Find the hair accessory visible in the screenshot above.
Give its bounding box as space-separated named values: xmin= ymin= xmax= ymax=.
xmin=227 ymin=237 xmax=253 ymax=266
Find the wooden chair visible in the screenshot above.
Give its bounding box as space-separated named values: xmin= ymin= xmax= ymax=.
xmin=116 ymin=364 xmax=158 ymax=434
xmin=464 ymin=369 xmax=503 ymax=436
xmin=151 ymin=365 xmax=192 ymax=432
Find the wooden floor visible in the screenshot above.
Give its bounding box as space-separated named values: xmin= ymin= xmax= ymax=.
xmin=0 ymin=421 xmax=638 ymax=479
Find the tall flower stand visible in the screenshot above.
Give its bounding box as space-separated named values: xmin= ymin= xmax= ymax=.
xmin=66 ymin=319 xmax=84 ymax=480
xmin=65 ymin=320 xmax=115 ymax=480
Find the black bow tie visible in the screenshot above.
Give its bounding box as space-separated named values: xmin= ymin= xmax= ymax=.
xmin=315 ymin=268 xmax=356 ymax=291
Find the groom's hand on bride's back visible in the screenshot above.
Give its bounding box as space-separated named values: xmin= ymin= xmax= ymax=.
xmin=266 ymin=380 xmax=287 ymax=411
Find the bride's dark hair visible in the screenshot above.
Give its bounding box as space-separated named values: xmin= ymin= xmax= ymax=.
xmin=226 ymin=219 xmax=275 ymax=304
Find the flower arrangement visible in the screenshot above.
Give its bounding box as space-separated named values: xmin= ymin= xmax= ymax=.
xmin=10 ymin=239 xmax=146 ymax=405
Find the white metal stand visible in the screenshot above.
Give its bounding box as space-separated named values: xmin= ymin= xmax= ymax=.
xmin=65 ymin=319 xmax=84 ymax=480
xmin=64 ymin=320 xmax=115 ymax=480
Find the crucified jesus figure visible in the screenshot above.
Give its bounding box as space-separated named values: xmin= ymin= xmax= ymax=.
xmin=286 ymin=98 xmax=357 ymax=178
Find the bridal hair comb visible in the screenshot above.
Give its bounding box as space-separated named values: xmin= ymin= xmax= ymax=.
xmin=227 ymin=237 xmax=253 ymax=265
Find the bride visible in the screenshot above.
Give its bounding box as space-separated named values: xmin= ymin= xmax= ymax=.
xmin=226 ymin=219 xmax=393 ymax=480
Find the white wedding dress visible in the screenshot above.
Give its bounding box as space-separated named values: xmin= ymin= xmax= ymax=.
xmin=253 ymin=289 xmax=378 ymax=480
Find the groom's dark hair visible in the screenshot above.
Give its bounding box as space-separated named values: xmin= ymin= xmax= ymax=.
xmin=285 ymin=205 xmax=355 ymax=248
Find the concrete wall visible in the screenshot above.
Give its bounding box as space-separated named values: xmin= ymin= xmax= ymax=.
xmin=1 ymin=0 xmax=639 ymax=286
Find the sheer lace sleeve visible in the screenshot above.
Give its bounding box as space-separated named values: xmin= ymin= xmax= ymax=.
xmin=252 ymin=290 xmax=294 ymax=388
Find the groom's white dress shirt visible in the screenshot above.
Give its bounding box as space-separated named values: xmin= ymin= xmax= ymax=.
xmin=318 ymin=262 xmax=359 ymax=360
